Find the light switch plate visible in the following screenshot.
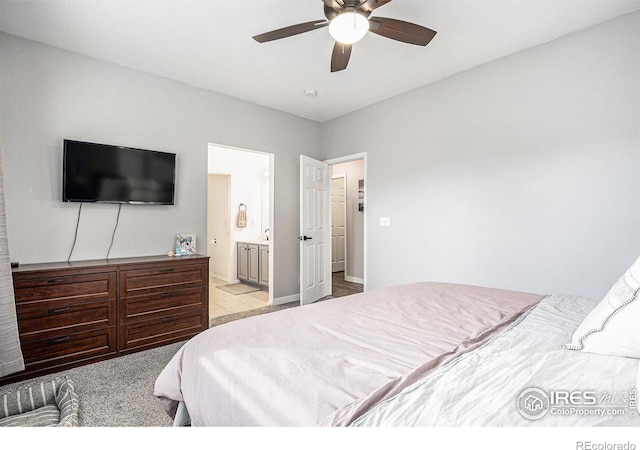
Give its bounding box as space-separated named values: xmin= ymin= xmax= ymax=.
xmin=379 ymin=217 xmax=391 ymax=226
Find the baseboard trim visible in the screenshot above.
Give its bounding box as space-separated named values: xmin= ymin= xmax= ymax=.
xmin=272 ymin=293 xmax=300 ymax=306
xmin=345 ymin=275 xmax=364 ymax=284
xmin=209 ymin=272 xmax=230 ymax=283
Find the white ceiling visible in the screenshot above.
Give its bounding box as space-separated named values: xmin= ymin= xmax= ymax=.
xmin=1 ymin=0 xmax=639 ymax=123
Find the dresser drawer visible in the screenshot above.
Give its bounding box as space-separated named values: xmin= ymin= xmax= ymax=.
xmin=13 ymin=272 xmax=116 ymax=304
xmin=21 ymin=327 xmax=116 ymax=369
xmin=119 ymin=307 xmax=206 ymax=353
xmin=17 ymin=299 xmax=115 ymax=338
xmin=120 ymin=264 xmax=205 ymax=298
xmin=121 ymin=287 xmax=204 ymax=321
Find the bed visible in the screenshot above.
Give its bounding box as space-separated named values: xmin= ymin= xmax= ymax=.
xmin=154 ymin=258 xmax=640 ymax=427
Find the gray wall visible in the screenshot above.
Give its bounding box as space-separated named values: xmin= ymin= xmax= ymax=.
xmin=323 ymin=11 xmax=640 ymax=300
xmin=2 ymin=10 xmax=639 ymax=303
xmin=0 ymin=32 xmax=322 ymax=300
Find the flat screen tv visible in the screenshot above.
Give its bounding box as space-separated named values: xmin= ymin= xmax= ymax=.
xmin=63 ymin=139 xmax=176 ymax=205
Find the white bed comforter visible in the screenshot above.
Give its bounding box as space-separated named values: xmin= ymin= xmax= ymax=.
xmin=154 ymin=282 xmax=543 ymax=426
xmin=352 ymin=293 xmax=640 ymax=426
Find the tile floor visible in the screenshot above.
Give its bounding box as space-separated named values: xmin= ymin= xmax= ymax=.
xmin=209 ymin=276 xmax=269 ymax=319
xmin=208 ymin=272 xmax=364 ymax=319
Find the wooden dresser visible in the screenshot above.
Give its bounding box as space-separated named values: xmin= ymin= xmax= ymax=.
xmin=1 ymin=254 xmax=209 ymax=385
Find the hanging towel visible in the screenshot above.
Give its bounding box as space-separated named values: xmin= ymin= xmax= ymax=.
xmin=237 ymin=204 xmax=247 ymax=228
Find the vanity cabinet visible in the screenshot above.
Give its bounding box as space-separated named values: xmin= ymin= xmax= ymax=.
xmin=237 ymin=242 xmax=269 ymax=287
xmin=237 ymin=243 xmax=259 ymax=284
xmin=2 ymin=254 xmax=209 ymax=385
xmin=258 ymin=245 xmax=269 ymax=287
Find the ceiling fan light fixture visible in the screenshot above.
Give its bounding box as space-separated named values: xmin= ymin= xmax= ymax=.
xmin=329 ymin=11 xmax=369 ymax=45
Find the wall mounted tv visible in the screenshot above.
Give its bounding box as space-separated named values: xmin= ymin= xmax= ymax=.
xmin=63 ymin=139 xmax=176 ymax=205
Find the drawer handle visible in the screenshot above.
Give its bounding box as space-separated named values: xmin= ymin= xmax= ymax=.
xmin=47 ymin=278 xmax=69 ymax=284
xmin=48 ymin=307 xmax=71 ymax=315
xmin=160 ymin=292 xmax=174 ymax=298
xmin=158 ymin=268 xmax=175 ymax=273
xmin=47 ymin=335 xmax=70 ymax=345
xmin=159 ymin=317 xmax=176 ymax=323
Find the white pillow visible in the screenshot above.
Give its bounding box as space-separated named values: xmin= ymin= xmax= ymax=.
xmin=564 ymin=256 xmax=640 ymax=358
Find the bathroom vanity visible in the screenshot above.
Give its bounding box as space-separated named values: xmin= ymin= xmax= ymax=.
xmin=236 ymin=242 xmax=269 ymax=287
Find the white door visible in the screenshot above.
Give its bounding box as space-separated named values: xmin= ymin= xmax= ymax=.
xmin=300 ymin=155 xmax=331 ymax=305
xmin=331 ymin=176 xmax=346 ymax=272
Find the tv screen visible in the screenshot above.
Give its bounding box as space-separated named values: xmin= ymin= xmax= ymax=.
xmin=63 ymin=140 xmax=176 ymax=205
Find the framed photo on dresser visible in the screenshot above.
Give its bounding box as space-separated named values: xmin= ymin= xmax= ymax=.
xmin=175 ymin=233 xmax=196 ymax=256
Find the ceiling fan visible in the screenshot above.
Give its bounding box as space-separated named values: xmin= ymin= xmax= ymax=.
xmin=252 ymin=0 xmax=437 ymax=72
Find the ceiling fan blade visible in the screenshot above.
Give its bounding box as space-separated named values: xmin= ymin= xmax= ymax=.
xmin=369 ymin=17 xmax=437 ymax=46
xmin=253 ymin=20 xmax=329 ymax=43
xmin=358 ymin=0 xmax=392 ymax=12
xmin=322 ymin=0 xmax=344 ymax=9
xmin=331 ymin=42 xmax=352 ymax=72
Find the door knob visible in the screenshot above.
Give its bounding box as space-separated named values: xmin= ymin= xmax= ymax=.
xmin=298 ymin=235 xmax=313 ymax=241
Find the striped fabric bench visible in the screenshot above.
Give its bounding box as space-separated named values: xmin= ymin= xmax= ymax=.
xmin=0 ymin=376 xmax=79 ymax=427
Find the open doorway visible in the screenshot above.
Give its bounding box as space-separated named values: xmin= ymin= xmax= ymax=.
xmin=298 ymin=153 xmax=366 ymax=305
xmin=328 ymin=154 xmax=366 ymax=298
xmin=207 ymin=143 xmax=274 ymax=319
